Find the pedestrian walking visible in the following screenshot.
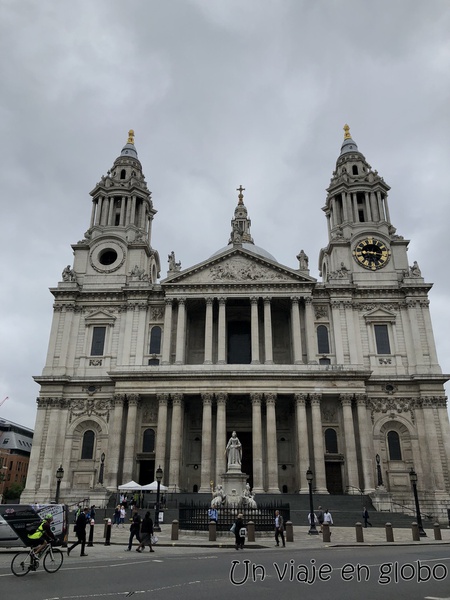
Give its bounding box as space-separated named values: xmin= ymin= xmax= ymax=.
xmin=67 ymin=507 xmax=89 ymax=556
xmin=316 ymin=505 xmax=324 ymax=533
xmin=363 ymin=507 xmax=372 ymax=527
xmin=233 ymin=513 xmax=245 ymax=550
xmin=323 ymin=508 xmax=333 ymax=535
xmin=119 ymin=505 xmax=126 ymax=527
xmin=274 ymin=510 xmax=285 ymax=547
xmin=126 ymin=508 xmax=141 ymax=551
xmin=136 ymin=512 xmax=154 ymax=553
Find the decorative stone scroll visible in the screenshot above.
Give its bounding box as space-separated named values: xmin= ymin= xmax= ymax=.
xmin=69 ymin=397 xmax=112 ymax=423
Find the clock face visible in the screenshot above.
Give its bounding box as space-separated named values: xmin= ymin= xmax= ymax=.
xmin=353 ymin=237 xmax=390 ymax=270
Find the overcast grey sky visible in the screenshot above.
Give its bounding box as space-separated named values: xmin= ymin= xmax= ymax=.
xmin=1 ymin=0 xmax=450 ymax=429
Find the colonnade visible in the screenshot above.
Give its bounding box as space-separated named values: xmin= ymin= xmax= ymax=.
xmin=161 ymin=295 xmax=318 ymax=365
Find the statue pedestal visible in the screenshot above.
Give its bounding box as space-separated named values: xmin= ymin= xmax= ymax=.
xmin=221 ymin=471 xmax=248 ymax=507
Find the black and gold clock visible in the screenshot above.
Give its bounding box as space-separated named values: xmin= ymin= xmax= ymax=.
xmin=353 ymin=237 xmax=390 ymax=270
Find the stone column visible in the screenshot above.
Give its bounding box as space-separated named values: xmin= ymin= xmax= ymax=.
xmin=39 ymin=398 xmax=63 ymax=494
xmin=406 ymin=299 xmax=422 ymax=366
xmin=340 ymin=394 xmax=359 ymax=491
xmin=291 ymin=297 xmax=303 ymax=364
xmin=119 ymin=196 xmax=126 ymax=226
xmin=134 ymin=303 xmax=148 ymax=365
xmin=161 ymin=298 xmax=173 ymax=365
xmin=199 ymin=393 xmax=213 ymax=492
xmin=250 ymin=297 xmax=260 ymax=364
xmin=344 ymin=301 xmax=359 ymax=364
xmin=331 ymin=300 xmax=345 ymax=364
xmin=421 ymin=397 xmax=446 ymax=490
xmin=122 ymin=394 xmax=140 ymax=482
xmin=108 ymin=196 xmax=115 ymax=225
xmin=251 ymin=393 xmax=264 ymax=493
xmin=90 ymin=200 xmax=96 ymax=228
xmin=215 ymin=393 xmax=227 ymax=482
xmin=154 ymin=394 xmax=169 ymax=475
xmin=265 ymin=393 xmax=280 ymax=493
xmin=420 ymin=299 xmax=440 ymax=367
xmin=175 ymin=298 xmax=186 ymax=364
xmin=217 ymin=297 xmax=227 ymax=364
xmin=204 ymin=298 xmax=213 ymax=364
xmin=355 ymin=394 xmax=374 ymax=493
xmin=263 ymin=297 xmax=274 ymax=364
xmin=310 ymin=394 xmax=328 ymax=493
xmin=130 ymin=196 xmax=136 ymax=225
xmin=304 ymin=297 xmax=316 ymax=363
xmin=169 ymin=393 xmax=184 ymax=492
xmin=21 ymin=398 xmax=49 ymax=499
xmin=294 ymin=394 xmax=310 ymax=493
xmin=105 ymin=394 xmax=125 ymax=489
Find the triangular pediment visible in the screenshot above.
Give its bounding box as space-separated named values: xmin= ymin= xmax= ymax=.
xmin=84 ymin=310 xmax=116 ymax=324
xmin=161 ymin=248 xmax=316 ymax=287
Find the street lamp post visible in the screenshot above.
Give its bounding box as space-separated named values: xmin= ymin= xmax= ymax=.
xmin=409 ymin=468 xmax=426 ymax=537
xmin=306 ymin=467 xmax=318 ymax=535
xmin=98 ymin=452 xmax=105 ymax=484
xmin=153 ymin=465 xmax=163 ymax=533
xmin=55 ymin=465 xmax=64 ymax=504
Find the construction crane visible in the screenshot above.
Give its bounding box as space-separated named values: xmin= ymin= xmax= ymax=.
xmin=0 ymin=397 xmax=8 ymax=408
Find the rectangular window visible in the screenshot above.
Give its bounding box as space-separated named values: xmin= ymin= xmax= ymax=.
xmin=90 ymin=326 xmax=106 ymax=356
xmin=374 ymin=324 xmax=391 ymax=354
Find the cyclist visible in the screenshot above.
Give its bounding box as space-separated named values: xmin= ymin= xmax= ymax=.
xmin=28 ymin=514 xmax=56 ymax=557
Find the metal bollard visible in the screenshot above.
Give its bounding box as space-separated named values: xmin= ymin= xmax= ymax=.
xmin=434 ymin=523 xmax=442 ymax=540
xmin=322 ymin=523 xmax=331 ymax=542
xmin=103 ymin=518 xmax=109 ymax=538
xmin=171 ymin=519 xmax=179 ymax=541
xmin=411 ymin=522 xmax=420 ymax=541
xmin=209 ymin=521 xmax=217 ymax=542
xmin=247 ymin=521 xmax=255 ymax=543
xmin=385 ymin=522 xmax=394 ymax=542
xmin=285 ymin=521 xmax=293 ymax=543
xmin=355 ymin=522 xmax=364 ymax=542
xmin=104 ymin=518 xmax=112 ymax=546
xmin=87 ymin=519 xmax=95 ymax=547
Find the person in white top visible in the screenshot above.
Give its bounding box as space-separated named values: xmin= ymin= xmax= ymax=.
xmin=323 ymin=509 xmax=333 ymax=531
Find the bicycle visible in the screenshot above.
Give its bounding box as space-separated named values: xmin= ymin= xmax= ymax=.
xmin=11 ymin=541 xmax=64 ymax=576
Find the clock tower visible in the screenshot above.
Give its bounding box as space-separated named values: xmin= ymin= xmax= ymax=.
xmin=319 ymin=125 xmax=410 ymax=285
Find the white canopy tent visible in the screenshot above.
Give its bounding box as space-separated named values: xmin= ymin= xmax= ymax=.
xmin=140 ymin=481 xmax=168 ymax=491
xmin=118 ymin=480 xmax=142 ymax=491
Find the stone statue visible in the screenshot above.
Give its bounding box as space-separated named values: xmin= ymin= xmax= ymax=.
xmin=242 ymin=483 xmax=257 ymax=508
xmin=296 ymin=249 xmax=309 ymax=270
xmin=409 ymin=261 xmax=421 ymax=277
xmin=226 ymin=431 xmax=242 ymax=468
xmin=211 ymin=484 xmax=225 ymax=508
xmin=168 ymin=251 xmax=181 ymax=272
xmin=62 ymin=265 xmax=76 ymax=282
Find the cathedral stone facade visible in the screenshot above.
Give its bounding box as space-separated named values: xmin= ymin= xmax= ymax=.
xmin=22 ymin=127 xmax=450 ymax=516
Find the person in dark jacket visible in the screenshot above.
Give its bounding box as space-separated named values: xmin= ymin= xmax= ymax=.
xmin=234 ymin=513 xmax=245 ymax=550
xmin=363 ymin=507 xmax=372 ymax=527
xmin=126 ymin=508 xmax=142 ymax=551
xmin=136 ymin=512 xmax=154 ymax=552
xmin=67 ymin=507 xmax=89 ymax=556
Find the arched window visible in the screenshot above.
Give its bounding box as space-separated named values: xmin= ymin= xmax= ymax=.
xmin=120 ymin=169 xmax=126 ymax=179
xmin=352 ymin=165 xmax=358 ymax=175
xmin=81 ymin=430 xmax=95 ymax=459
xmin=142 ymin=428 xmax=155 ymax=453
xmin=387 ymin=431 xmax=402 ymax=460
xmin=325 ymin=428 xmax=338 ymax=453
xmin=317 ymin=325 xmax=330 ymax=354
xmin=149 ymin=326 xmax=162 ymax=354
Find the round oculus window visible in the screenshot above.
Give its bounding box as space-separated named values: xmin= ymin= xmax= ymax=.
xmin=99 ymin=249 xmax=118 ymax=265
xmin=90 ymin=241 xmax=126 ymax=273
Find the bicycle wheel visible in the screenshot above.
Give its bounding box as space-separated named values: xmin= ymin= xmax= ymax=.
xmin=11 ymin=552 xmax=34 ymax=577
xmin=43 ymin=547 xmax=63 ymax=573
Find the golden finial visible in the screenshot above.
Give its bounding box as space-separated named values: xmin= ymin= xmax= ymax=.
xmin=127 ymin=129 xmax=135 ymax=144
xmin=236 ymin=184 xmax=245 ymax=205
xmin=343 ymin=124 xmax=351 ymax=140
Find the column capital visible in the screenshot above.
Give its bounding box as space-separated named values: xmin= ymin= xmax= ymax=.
xmin=172 ymin=393 xmax=184 ymax=406
xmin=216 ymin=392 xmax=228 ymax=405
xmin=178 ymin=297 xmax=186 ymax=306
xmin=290 ymin=296 xmax=300 ymax=306
xmin=251 ymin=392 xmax=263 ymax=405
xmin=165 ymin=298 xmax=173 ymax=307
xmin=205 ymin=297 xmax=213 ymax=307
xmin=310 ymin=393 xmax=322 ymax=406
xmin=157 ymin=393 xmax=169 ymax=406
xmin=304 ymin=296 xmax=313 ymax=306
xmin=355 ymin=394 xmax=367 ymax=406
xmin=265 ymin=392 xmax=277 ymax=405
xmin=340 ymin=393 xmax=354 ymax=407
xmin=201 ymin=393 xmax=213 ymax=405
xmin=218 ymin=296 xmax=227 ymax=306
xmin=250 ymin=296 xmax=259 ymax=305
xmin=294 ymin=393 xmax=308 ymax=406
xmin=127 ymin=393 xmax=140 ymax=407
xmin=113 ymin=393 xmax=126 ymax=406
xmin=263 ymin=296 xmax=271 ymax=305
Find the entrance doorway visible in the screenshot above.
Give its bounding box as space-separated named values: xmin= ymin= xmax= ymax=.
xmin=227 ymin=321 xmax=251 ymax=364
xmin=325 ymin=462 xmax=343 ymax=494
xmin=139 ymin=460 xmax=155 ymax=486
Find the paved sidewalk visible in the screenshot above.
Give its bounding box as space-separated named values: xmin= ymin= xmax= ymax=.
xmin=84 ymin=521 xmax=450 ymax=550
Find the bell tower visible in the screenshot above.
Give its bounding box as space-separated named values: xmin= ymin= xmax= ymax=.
xmin=319 ymin=125 xmax=410 ymax=285
xmin=71 ymin=130 xmax=160 ymax=288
